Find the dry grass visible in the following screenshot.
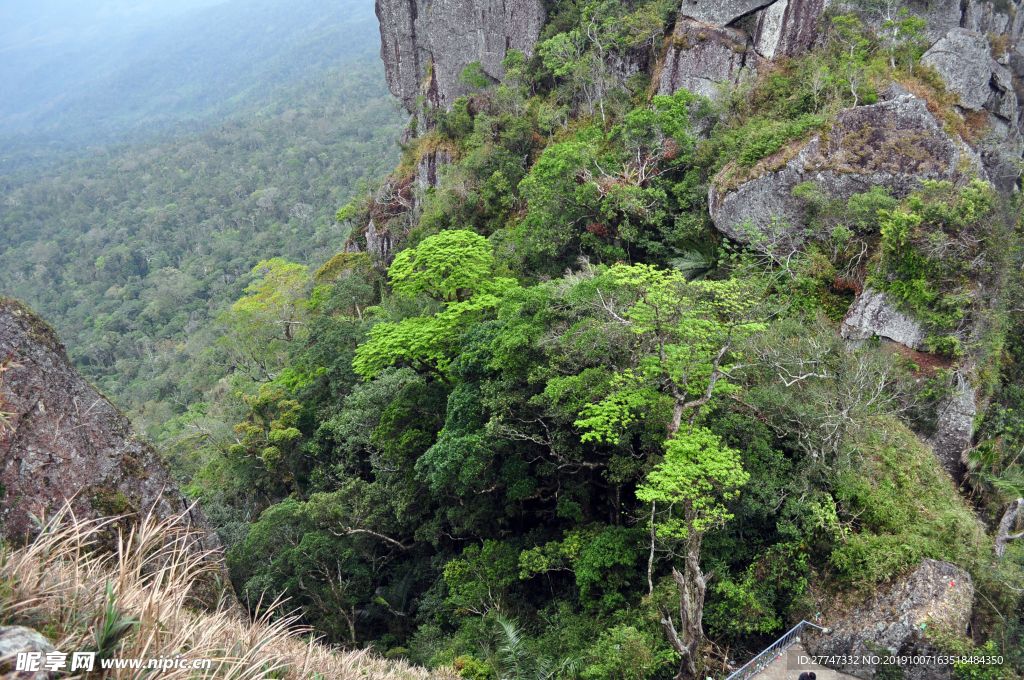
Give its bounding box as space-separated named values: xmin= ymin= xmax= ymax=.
xmin=0 ymin=505 xmax=457 ymax=680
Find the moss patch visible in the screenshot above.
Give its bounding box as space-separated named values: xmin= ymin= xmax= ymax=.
xmin=830 ymin=416 xmax=989 ymax=590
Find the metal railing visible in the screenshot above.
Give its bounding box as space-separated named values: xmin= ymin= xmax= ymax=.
xmin=723 ymin=620 xmax=828 ymax=680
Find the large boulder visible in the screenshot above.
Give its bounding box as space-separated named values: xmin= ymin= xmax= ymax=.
xmin=0 ymin=627 xmax=54 ymax=680
xmin=376 ymin=0 xmax=545 ymax=111
xmin=709 ymin=93 xmax=973 ymax=247
xmin=806 ymin=559 xmax=973 ymax=680
xmin=928 ymin=381 xmax=979 ymax=477
xmin=752 ymin=0 xmax=831 ymax=58
xmin=0 ymin=298 xmax=222 ymax=555
xmin=841 ymin=288 xmax=926 ymax=350
xmin=678 ymin=0 xmax=776 ymax=26
xmin=921 ymin=29 xmax=1012 ymax=114
xmin=922 ymin=28 xmax=1023 ymax=192
xmin=658 ymin=19 xmax=755 ymax=99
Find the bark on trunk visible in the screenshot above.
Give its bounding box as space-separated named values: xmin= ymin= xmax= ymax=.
xmin=660 ymin=532 xmax=708 ymax=680
xmin=995 ymin=497 xmax=1024 ymax=558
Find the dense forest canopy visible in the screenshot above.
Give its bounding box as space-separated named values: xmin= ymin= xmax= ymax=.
xmin=0 ymin=0 xmax=382 ymax=171
xmin=2 ymin=0 xmax=1024 ymax=678
xmin=0 ymin=59 xmax=404 ymax=439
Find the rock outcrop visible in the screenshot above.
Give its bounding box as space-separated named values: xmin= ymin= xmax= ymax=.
xmin=679 ymin=0 xmax=775 ymax=26
xmin=841 ymin=288 xmax=926 ymax=350
xmin=928 ymin=380 xmax=979 ymax=477
xmin=376 ymin=0 xmax=545 ymax=111
xmin=658 ymin=19 xmax=756 ymax=99
xmin=0 ymin=297 xmax=222 ymax=555
xmin=807 ymin=559 xmax=973 ymax=680
xmin=922 ymin=29 xmax=1013 ymax=114
xmin=346 ymin=148 xmax=451 ymax=263
xmin=0 ymin=626 xmax=54 ymax=680
xmin=751 ymin=0 xmax=831 ymax=58
xmin=922 ymin=28 xmax=1023 ymax=192
xmin=840 ymin=287 xmax=980 ymax=477
xmin=709 ymin=93 xmax=973 ymax=247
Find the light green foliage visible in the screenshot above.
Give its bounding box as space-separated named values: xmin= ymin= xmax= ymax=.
xmin=871 ymin=180 xmax=1006 ymax=355
xmin=580 ymin=625 xmax=674 ymax=680
xmin=515 ymin=89 xmax=699 ymax=270
xmin=354 ymin=231 xmax=518 ymax=378
xmin=575 ymin=263 xmax=765 ymax=443
xmin=443 ymin=541 xmax=520 ymax=615
xmin=830 ymin=418 xmax=988 ymax=589
xmin=217 ymin=258 xmax=312 ymax=382
xmin=454 ymin=655 xmax=497 ymax=680
xmin=636 ymin=428 xmax=749 ymax=538
xmin=389 ymin=230 xmax=498 ymax=302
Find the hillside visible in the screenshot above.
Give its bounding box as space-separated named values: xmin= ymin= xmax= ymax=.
xmin=0 ymin=0 xmax=383 ymax=171
xmin=0 ymin=60 xmax=404 ymax=431
xmin=2 ymin=0 xmax=1024 ymax=678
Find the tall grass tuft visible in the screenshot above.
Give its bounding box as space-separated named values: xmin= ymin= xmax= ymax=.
xmin=0 ymin=504 xmax=456 ymax=680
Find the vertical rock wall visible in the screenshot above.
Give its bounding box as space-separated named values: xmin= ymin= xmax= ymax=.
xmin=376 ymin=0 xmax=545 ymax=111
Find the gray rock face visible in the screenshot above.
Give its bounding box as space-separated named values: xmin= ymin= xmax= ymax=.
xmin=678 ymin=0 xmax=776 ymax=25
xmin=0 ymin=298 xmax=222 ymax=556
xmin=353 ymin=148 xmax=451 ymax=263
xmin=978 ymin=116 xmax=1024 ymax=192
xmin=841 ymin=288 xmax=926 ymax=349
xmin=909 ymin=0 xmax=965 ymax=43
xmin=806 ymin=559 xmax=973 ymax=680
xmin=962 ymin=0 xmax=1011 ymax=36
xmin=658 ymin=19 xmax=755 ymax=99
xmin=752 ymin=0 xmax=831 ymax=58
xmin=929 ymin=380 xmax=979 ymax=477
xmin=376 ymin=0 xmax=545 ymax=111
xmin=709 ymin=94 xmax=968 ymax=247
xmin=921 ymin=28 xmax=1022 ymax=190
xmin=0 ymin=626 xmax=54 ymax=680
xmin=921 ymin=30 xmax=1002 ymax=112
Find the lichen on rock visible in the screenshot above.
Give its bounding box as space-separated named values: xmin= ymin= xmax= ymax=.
xmin=806 ymin=559 xmax=973 ymax=680
xmin=709 ymin=94 xmax=976 ymax=248
xmin=0 ymin=297 xmax=223 ymax=561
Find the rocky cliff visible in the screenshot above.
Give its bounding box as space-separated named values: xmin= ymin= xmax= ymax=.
xmin=807 ymin=559 xmax=974 ymax=680
xmin=0 ymin=297 xmax=222 ymax=557
xmin=377 ymin=0 xmax=545 ymax=111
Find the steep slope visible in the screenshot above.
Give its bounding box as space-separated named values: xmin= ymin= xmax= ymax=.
xmin=0 ymin=296 xmax=221 ymax=550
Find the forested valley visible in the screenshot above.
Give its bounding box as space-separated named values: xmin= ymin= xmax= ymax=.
xmin=2 ymin=0 xmax=1024 ymax=678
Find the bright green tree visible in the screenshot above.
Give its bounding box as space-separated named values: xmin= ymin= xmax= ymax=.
xmin=218 ymin=258 xmax=312 ymax=382
xmin=573 ymin=264 xmax=763 ymax=679
xmin=636 ymin=429 xmax=749 ymax=680
xmin=353 ymin=230 xmax=517 ymax=379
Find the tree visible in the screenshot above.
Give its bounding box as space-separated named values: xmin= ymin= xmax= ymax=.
xmin=353 ymin=230 xmax=517 ymax=379
xmin=636 ymin=429 xmax=749 ymax=680
xmin=218 ymin=258 xmax=312 ymax=381
xmin=573 ymin=264 xmax=764 ymax=679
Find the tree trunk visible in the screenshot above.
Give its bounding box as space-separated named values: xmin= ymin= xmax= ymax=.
xmin=660 ymin=531 xmax=708 ymax=680
xmin=995 ymin=498 xmax=1024 ymax=558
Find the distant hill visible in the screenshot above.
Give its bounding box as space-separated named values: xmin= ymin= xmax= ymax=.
xmin=0 ymin=0 xmax=381 ymax=167
xmin=0 ymin=59 xmax=404 ymax=415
